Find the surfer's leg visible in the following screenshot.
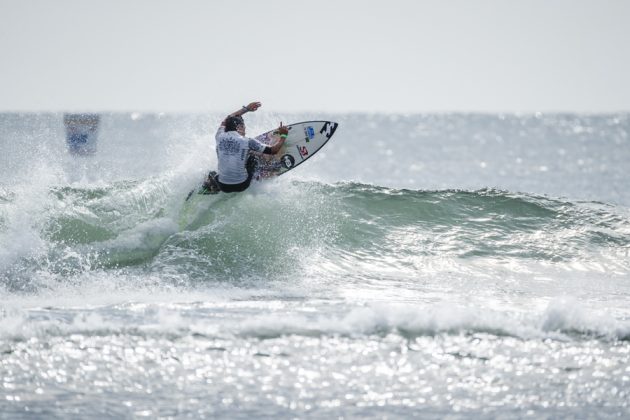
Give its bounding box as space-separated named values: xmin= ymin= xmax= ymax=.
xmin=217 ymin=180 xmax=249 ymax=193
xmin=201 ymin=171 xmax=220 ymax=194
xmin=213 ymin=157 xmax=259 ymax=194
xmin=217 ymin=160 xmax=256 ymax=193
xmin=246 ymin=155 xmax=259 ymax=181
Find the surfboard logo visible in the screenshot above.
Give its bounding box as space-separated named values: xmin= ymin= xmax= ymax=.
xmin=304 ymin=126 xmax=315 ymax=142
xmin=280 ymin=154 xmax=295 ymax=169
xmin=297 ymin=145 xmax=309 ymax=159
xmin=320 ymin=122 xmax=338 ymax=139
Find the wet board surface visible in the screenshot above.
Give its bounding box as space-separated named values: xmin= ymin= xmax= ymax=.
xmin=253 ymin=120 xmax=338 ymax=178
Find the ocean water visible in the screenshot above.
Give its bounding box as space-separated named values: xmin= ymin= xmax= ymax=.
xmin=1 ymin=112 xmax=629 ymax=418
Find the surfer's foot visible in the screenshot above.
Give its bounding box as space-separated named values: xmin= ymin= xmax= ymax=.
xmin=201 ymin=171 xmax=221 ymax=194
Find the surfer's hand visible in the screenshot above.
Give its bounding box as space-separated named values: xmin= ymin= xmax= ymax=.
xmin=277 ymin=123 xmax=289 ymax=136
xmin=246 ymin=102 xmax=261 ymax=112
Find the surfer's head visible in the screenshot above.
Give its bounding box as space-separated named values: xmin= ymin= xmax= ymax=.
xmin=225 ymin=116 xmax=245 ymax=135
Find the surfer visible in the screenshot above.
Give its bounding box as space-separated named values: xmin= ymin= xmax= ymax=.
xmin=203 ymin=101 xmax=288 ymax=193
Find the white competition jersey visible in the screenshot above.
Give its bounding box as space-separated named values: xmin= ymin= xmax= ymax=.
xmin=215 ymin=126 xmax=267 ymax=184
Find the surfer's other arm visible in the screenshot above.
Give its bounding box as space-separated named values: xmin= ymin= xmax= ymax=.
xmin=220 ymin=101 xmax=261 ymax=126
xmin=263 ymin=123 xmax=289 ymax=155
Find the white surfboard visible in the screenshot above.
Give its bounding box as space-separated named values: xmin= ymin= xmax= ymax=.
xmin=252 ymin=120 xmax=339 ymax=178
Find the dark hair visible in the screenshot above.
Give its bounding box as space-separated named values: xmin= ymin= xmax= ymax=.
xmin=225 ymin=116 xmax=244 ymax=132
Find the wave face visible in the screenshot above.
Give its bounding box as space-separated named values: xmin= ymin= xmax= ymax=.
xmin=1 ymin=113 xmax=630 ymax=418
xmin=2 ymin=180 xmax=628 ymax=291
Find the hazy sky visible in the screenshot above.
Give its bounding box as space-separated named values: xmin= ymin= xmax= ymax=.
xmin=1 ymin=0 xmax=629 ymax=113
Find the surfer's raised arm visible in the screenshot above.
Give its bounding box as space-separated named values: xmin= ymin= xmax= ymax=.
xmin=220 ymin=101 xmax=261 ymax=126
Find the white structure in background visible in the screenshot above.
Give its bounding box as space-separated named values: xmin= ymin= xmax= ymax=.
xmin=63 ymin=114 xmax=100 ymax=155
